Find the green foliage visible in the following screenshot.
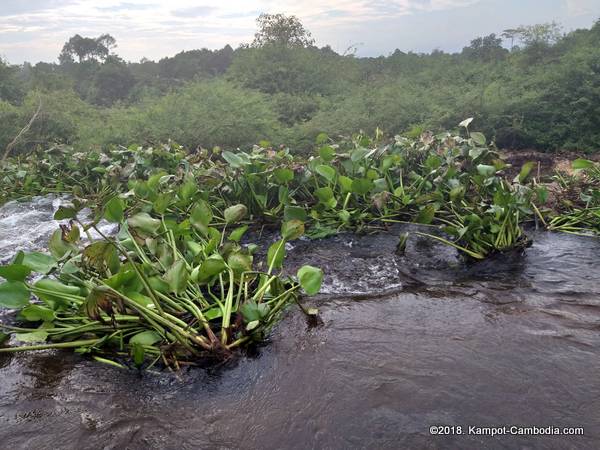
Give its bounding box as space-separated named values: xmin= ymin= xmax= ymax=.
xmin=1 ymin=17 xmax=600 ymax=162
xmin=252 ymin=13 xmax=315 ymax=48
xmin=96 ymin=80 xmax=279 ymax=149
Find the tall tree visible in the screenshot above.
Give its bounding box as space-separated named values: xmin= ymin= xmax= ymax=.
xmin=252 ymin=13 xmax=315 ymax=48
xmin=462 ymin=34 xmax=507 ymax=61
xmin=59 ymin=34 xmax=117 ymax=63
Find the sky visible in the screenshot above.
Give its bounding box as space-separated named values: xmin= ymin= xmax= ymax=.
xmin=1 ymin=0 xmax=599 ymax=63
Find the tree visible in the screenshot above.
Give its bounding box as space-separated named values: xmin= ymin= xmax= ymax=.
xmin=252 ymin=13 xmax=315 ymax=48
xmin=59 ymin=34 xmax=117 ymax=63
xmin=90 ymin=57 xmax=135 ymax=106
xmin=506 ymin=22 xmax=563 ymax=48
xmin=462 ymin=34 xmax=507 ymax=61
xmin=0 ymin=58 xmax=25 ymax=104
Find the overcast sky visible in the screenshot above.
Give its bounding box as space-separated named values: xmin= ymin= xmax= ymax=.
xmin=1 ymin=0 xmax=599 ymax=63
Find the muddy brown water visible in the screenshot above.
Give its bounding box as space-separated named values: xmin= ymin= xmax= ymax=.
xmin=0 ymin=197 xmax=599 ymax=449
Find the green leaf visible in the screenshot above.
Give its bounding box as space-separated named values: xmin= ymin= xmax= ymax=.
xmin=179 ymin=179 xmax=197 ymax=203
xmin=21 ymin=252 xmax=55 ymax=274
xmin=246 ymin=320 xmax=260 ymax=331
xmin=0 ymin=281 xmax=30 ymax=309
xmin=48 ymin=229 xmax=76 ymax=259
xmin=0 ymin=264 xmax=31 ymax=281
xmin=517 ymin=161 xmax=535 ymax=183
xmin=82 ymin=241 xmax=120 ymax=275
xmin=196 ymin=254 xmax=227 ymax=282
xmin=15 ymin=330 xmax=48 ymax=343
xmin=163 ymin=259 xmax=188 ymax=295
xmin=572 ymin=159 xmax=595 ymax=171
xmin=240 ymin=301 xmax=270 ymax=322
xmin=190 ymin=200 xmax=213 ymax=231
xmin=227 ymin=252 xmax=252 ymax=274
xmin=267 ymin=240 xmax=286 ymax=270
xmin=468 ymin=147 xmax=484 ymax=160
xmin=273 ymin=168 xmax=294 ymax=184
xmin=20 ymin=304 xmax=55 ymax=322
xmin=281 ymin=220 xmax=304 ymax=241
xmin=283 ymin=206 xmax=307 ymax=222
xmin=350 ymin=147 xmax=370 ymax=162
xmin=338 ymin=176 xmax=353 ymax=193
xmin=222 ymin=151 xmax=245 ymax=168
xmin=33 ymin=278 xmax=81 ymax=309
xmin=153 ymin=192 xmax=173 ymax=215
xmin=130 ymin=330 xmax=162 ymax=346
xmin=315 ymin=186 xmax=334 ymax=203
xmin=315 ymin=164 xmax=336 ymax=183
xmin=297 ymin=265 xmax=323 ymax=296
xmin=415 ymin=205 xmax=436 ymax=224
xmin=104 ymin=197 xmax=124 ymax=223
xmin=449 ymin=185 xmax=465 ymax=201
xmin=319 ymin=145 xmax=335 ymax=162
xmin=315 ymin=132 xmax=329 ymax=145
xmin=228 ymin=225 xmax=248 ymax=243
xmin=53 ymin=206 xmax=78 ymax=220
xmin=476 ymin=164 xmax=497 ymax=178
xmin=470 ymin=132 xmax=486 ymax=146
xmin=127 ymin=213 xmax=161 ymax=234
xmin=351 ymin=178 xmax=374 ymax=195
xmin=224 ymin=204 xmax=247 ymax=224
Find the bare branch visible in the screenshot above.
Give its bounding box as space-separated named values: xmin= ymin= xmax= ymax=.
xmin=1 ymin=96 xmax=42 ymax=166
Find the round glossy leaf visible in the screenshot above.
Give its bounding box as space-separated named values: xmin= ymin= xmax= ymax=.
xmin=0 ymin=264 xmax=32 ymax=282
xmin=227 ymin=252 xmax=253 ymax=274
xmin=315 ymin=186 xmax=334 ymax=203
xmin=104 ymin=197 xmax=124 ymax=223
xmin=283 ymin=206 xmax=307 ymax=222
xmin=297 ymin=265 xmax=323 ymax=296
xmin=470 ymin=132 xmax=486 ymax=146
xmin=351 ymin=178 xmax=374 ymax=195
xmin=20 ymin=304 xmax=55 ymax=321
xmin=20 ymin=252 xmax=56 ymax=274
xmin=163 ymin=259 xmax=189 ymax=295
xmin=315 ymin=165 xmax=336 ymax=183
xmin=273 ymin=168 xmax=294 ymax=184
xmin=190 ymin=200 xmax=213 ymax=230
xmin=319 ymin=145 xmax=335 ymax=162
xmin=127 ymin=213 xmax=161 ymax=234
xmin=0 ymin=281 xmax=30 ymax=309
xmin=224 ymin=204 xmax=247 ymax=224
xmin=281 ymin=220 xmax=304 ymax=241
xmin=54 ymin=206 xmax=78 ymax=221
xmin=228 ymin=225 xmax=249 ymax=243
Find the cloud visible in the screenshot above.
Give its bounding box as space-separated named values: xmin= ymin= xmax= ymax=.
xmin=96 ymin=2 xmax=156 ymax=12
xmin=0 ymin=0 xmax=598 ymax=64
xmin=566 ymin=0 xmax=600 ymax=16
xmin=0 ymin=0 xmax=76 ymax=16
xmin=171 ymin=6 xmax=217 ymax=17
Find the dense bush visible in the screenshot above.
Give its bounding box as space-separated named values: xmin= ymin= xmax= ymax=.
xmin=85 ymin=80 xmax=280 ymax=149
xmin=2 ymin=18 xmax=600 ymax=153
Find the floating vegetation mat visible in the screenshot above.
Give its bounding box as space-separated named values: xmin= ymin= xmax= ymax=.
xmin=1 ymin=121 xmax=599 ymax=368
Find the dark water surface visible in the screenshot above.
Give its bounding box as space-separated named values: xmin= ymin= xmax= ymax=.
xmin=0 ymin=198 xmax=599 ymax=449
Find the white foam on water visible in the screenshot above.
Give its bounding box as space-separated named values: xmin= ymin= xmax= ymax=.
xmin=0 ymin=195 xmax=118 ymax=264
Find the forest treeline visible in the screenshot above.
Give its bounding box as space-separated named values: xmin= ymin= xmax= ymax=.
xmin=1 ymin=14 xmax=600 ymax=153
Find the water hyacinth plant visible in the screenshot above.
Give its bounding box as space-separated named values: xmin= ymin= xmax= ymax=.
xmin=0 ymin=199 xmax=323 ymax=370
